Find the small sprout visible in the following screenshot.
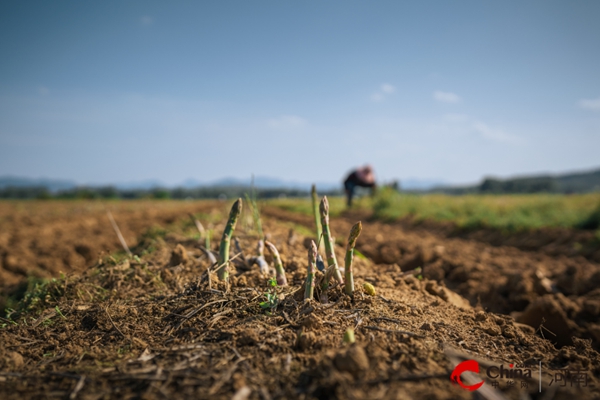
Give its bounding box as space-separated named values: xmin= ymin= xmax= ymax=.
xmin=259 ymin=293 xmax=278 ymax=310
xmin=304 ymin=240 xmax=317 ymax=301
xmin=343 ymin=328 xmax=355 ymax=344
xmin=344 ymin=221 xmax=362 ymax=296
xmin=265 ymin=241 xmax=287 ymax=286
xmin=363 ymin=282 xmax=376 ymax=296
xmin=259 ymin=278 xmax=279 ymax=310
xmin=217 ymin=198 xmax=243 ymax=281
xmin=353 ymin=249 xmax=367 ymax=260
xmin=55 ymin=306 xmax=66 ymax=319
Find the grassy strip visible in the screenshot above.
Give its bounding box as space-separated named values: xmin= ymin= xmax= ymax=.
xmin=268 ymin=190 xmax=600 ymax=232
xmin=373 ymin=188 xmax=600 ymax=231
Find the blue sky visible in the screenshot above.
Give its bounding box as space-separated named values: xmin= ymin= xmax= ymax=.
xmin=1 ymin=1 xmax=599 ymax=187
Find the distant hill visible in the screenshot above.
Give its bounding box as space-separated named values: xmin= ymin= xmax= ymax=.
xmin=432 ymin=167 xmax=600 ymax=194
xmin=0 ymin=176 xmax=77 ymax=192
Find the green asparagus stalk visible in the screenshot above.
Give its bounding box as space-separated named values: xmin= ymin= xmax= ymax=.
xmin=205 ymin=229 xmax=211 ymax=252
xmin=319 ymin=196 xmax=343 ymax=284
xmin=217 ymin=198 xmax=242 ymax=281
xmin=345 ymin=221 xmax=362 ymax=296
xmin=304 ymin=240 xmax=317 ymax=300
xmin=311 ymin=184 xmax=323 ymax=251
xmin=265 ymin=241 xmax=287 ymax=286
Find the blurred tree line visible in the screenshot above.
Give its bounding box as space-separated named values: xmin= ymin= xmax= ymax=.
xmin=432 ymin=168 xmax=600 ymax=195
xmin=0 ymin=185 xmax=342 ymax=200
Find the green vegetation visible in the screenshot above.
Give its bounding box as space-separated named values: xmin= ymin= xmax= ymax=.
xmin=304 ymin=240 xmax=317 ymax=301
xmin=578 ymin=202 xmax=600 ymax=230
xmin=269 ymin=190 xmax=600 ymax=232
xmin=12 ymin=276 xmax=65 ymax=316
xmin=265 ymin=241 xmax=287 ymax=286
xmin=373 ymin=188 xmax=600 ymax=231
xmin=311 ymin=185 xmax=323 ymax=250
xmin=259 ymin=278 xmax=279 ymax=310
xmin=217 ymin=198 xmax=242 ymax=281
xmin=270 ymin=196 xmax=349 ymax=217
xmin=431 ymin=167 xmax=600 ymax=194
xmin=319 ymin=197 xmax=343 ymax=285
xmin=344 ymin=222 xmax=362 ymax=296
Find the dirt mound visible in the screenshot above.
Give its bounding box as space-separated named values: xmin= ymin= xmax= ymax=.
xmin=264 ymin=207 xmax=600 ymax=353
xmin=1 ymin=204 xmax=599 ymax=399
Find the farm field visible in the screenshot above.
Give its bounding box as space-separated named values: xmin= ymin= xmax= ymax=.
xmin=1 ymin=198 xmax=600 ymax=399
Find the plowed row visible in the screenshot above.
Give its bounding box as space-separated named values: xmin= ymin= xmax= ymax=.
xmin=0 ymin=200 xmax=599 ymax=399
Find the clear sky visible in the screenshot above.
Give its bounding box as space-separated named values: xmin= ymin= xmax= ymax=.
xmin=1 ymin=1 xmax=599 ymax=186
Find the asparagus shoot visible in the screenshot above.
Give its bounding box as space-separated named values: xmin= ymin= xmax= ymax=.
xmin=319 ymin=196 xmax=343 ymax=284
xmin=345 ymin=221 xmax=362 ymax=296
xmin=305 ymin=240 xmax=317 ymax=300
xmin=311 ymin=184 xmax=323 ymax=251
xmin=217 ymin=198 xmax=242 ymax=281
xmin=265 ymin=240 xmax=287 ymax=286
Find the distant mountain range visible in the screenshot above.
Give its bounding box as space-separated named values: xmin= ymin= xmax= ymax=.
xmin=2 ymin=167 xmax=598 ymax=194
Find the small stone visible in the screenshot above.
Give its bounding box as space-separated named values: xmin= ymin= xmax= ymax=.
xmin=4 ymin=352 xmax=24 ymax=368
xmin=474 ymin=311 xmax=487 ymax=322
xmin=296 ymin=330 xmax=316 ymax=350
xmin=420 ymin=322 xmax=433 ymax=331
xmin=301 ymin=314 xmax=322 ymax=329
xmin=237 ymin=330 xmax=260 ymax=346
xmin=484 ymin=324 xmax=502 ymax=336
xmin=514 ymin=322 xmax=535 ymax=335
xmin=170 ymin=244 xmax=189 ymax=266
xmin=501 ymin=326 xmax=516 ymax=338
xmin=334 ymin=345 xmax=369 ymax=377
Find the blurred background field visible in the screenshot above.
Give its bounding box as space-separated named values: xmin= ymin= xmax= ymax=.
xmin=269 ymin=191 xmax=600 ymax=233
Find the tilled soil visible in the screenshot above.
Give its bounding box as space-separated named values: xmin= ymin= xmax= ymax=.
xmin=0 ymin=200 xmax=221 ymax=292
xmin=1 ymin=200 xmax=599 ymax=399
